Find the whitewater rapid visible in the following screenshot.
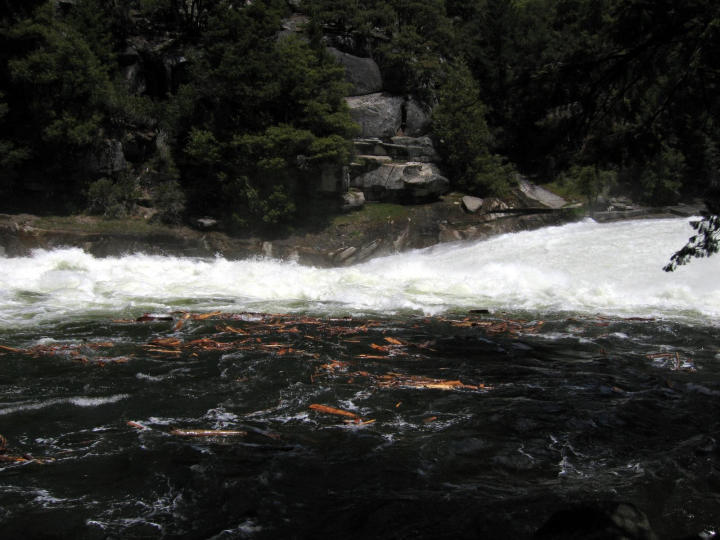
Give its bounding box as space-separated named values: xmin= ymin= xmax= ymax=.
xmin=0 ymin=218 xmax=718 ymax=327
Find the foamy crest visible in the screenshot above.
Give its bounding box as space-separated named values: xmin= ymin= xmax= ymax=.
xmin=0 ymin=394 xmax=130 ymax=415
xmin=0 ymin=218 xmax=717 ymax=326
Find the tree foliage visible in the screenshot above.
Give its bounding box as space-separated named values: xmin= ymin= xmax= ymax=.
xmin=432 ymin=61 xmax=514 ymax=196
xmin=1 ymin=0 xmax=719 ymax=240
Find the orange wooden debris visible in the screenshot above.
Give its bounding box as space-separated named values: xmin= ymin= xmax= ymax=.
xmin=376 ymin=374 xmax=482 ymax=391
xmin=192 ymin=311 xmax=223 ymax=320
xmin=309 ymin=404 xmax=359 ymax=419
xmin=217 ymin=325 xmax=248 ymax=334
xmin=0 ymin=455 xmax=29 ymax=463
xmin=149 ymin=338 xmax=182 ymax=348
xmin=173 ymin=313 xmax=191 ymax=331
xmin=343 ymin=418 xmax=376 ymax=426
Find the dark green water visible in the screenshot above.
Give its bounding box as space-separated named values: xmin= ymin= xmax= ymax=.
xmin=1 ymin=311 xmax=718 ymax=539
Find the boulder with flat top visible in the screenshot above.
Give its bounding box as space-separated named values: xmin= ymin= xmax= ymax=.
xmin=351 ymin=162 xmax=449 ymax=202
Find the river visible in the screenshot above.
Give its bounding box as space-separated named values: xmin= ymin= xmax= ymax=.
xmin=0 ymin=218 xmax=718 ymax=538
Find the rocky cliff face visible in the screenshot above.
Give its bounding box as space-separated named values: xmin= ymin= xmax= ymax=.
xmin=324 ymin=41 xmax=445 ymax=207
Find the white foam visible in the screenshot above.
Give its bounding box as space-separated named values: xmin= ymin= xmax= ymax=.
xmin=0 ymin=218 xmax=718 ymax=325
xmin=0 ymin=394 xmax=129 ymax=415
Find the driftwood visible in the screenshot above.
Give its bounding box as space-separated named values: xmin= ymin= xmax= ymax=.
xmin=309 ymin=404 xmax=359 ymax=419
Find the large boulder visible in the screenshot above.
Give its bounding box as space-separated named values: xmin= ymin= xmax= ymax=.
xmin=342 ymin=189 xmax=365 ymax=211
xmin=327 ymin=48 xmax=383 ymax=96
xmin=387 ymin=136 xmax=439 ymax=162
xmin=404 ymin=98 xmax=432 ymax=136
xmin=461 ymin=195 xmax=484 ymax=213
xmin=351 ymin=162 xmax=449 ymax=202
xmin=346 ymin=93 xmax=404 ymax=139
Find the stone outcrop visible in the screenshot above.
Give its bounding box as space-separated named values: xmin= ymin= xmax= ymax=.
xmin=517 ymin=176 xmax=567 ymax=209
xmin=327 ymin=48 xmax=383 ymax=96
xmin=344 ymin=93 xmax=435 ymax=140
xmin=342 ymin=189 xmax=365 ymax=211
xmin=346 ymin=93 xmax=404 ymax=139
xmin=344 ymin=96 xmax=447 ymax=203
xmin=353 ymin=136 xmax=439 ymax=163
xmin=351 ymin=162 xmax=449 ymax=202
xmin=461 ymin=196 xmax=483 ymax=213
xmin=404 ymin=99 xmax=432 ymax=137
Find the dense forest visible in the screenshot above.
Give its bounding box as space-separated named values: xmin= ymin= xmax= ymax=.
xmin=1 ymin=0 xmax=719 ymax=239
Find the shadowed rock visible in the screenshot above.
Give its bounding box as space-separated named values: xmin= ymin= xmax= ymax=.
xmin=327 ymin=48 xmax=383 ymax=96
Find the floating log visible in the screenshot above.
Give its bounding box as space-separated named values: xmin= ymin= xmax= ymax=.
xmin=309 ymin=404 xmax=359 ymax=419
xmin=375 ymin=374 xmax=484 ymax=391
xmin=192 ymin=311 xmax=223 ymax=320
xmin=0 ymin=455 xmax=29 ymax=463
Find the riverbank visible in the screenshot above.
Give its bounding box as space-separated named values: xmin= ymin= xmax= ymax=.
xmin=0 ymin=193 xmax=706 ymax=267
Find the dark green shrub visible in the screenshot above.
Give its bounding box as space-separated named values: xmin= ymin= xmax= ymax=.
xmin=152 ymin=180 xmax=186 ymax=224
xmin=87 ymin=175 xmax=139 ymax=218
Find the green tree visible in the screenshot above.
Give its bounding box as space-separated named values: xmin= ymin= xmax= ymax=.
xmin=1 ymin=3 xmax=114 ymax=204
xmin=169 ymin=1 xmax=357 ymax=230
xmin=432 ymin=61 xmax=514 ymax=196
